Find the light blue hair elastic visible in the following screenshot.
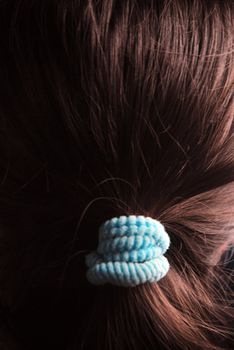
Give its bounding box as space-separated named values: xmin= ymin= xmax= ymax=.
xmin=85 ymin=215 xmax=170 ymax=287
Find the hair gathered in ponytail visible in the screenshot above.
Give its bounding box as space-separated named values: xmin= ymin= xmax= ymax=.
xmin=0 ymin=1 xmax=233 ymax=349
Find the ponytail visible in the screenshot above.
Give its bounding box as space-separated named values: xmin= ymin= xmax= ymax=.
xmin=0 ymin=1 xmax=233 ymax=349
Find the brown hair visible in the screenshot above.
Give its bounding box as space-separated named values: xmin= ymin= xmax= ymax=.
xmin=0 ymin=0 xmax=233 ymax=349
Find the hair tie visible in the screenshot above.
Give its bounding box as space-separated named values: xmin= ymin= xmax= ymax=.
xmin=85 ymin=215 xmax=170 ymax=287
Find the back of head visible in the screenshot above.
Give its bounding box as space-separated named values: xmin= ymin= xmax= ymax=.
xmin=0 ymin=0 xmax=233 ymax=349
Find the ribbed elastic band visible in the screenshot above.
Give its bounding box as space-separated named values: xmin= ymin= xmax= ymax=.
xmin=85 ymin=215 xmax=170 ymax=287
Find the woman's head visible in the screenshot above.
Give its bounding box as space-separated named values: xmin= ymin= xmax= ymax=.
xmin=0 ymin=0 xmax=233 ymax=349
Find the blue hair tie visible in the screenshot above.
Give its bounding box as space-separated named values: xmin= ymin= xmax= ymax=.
xmin=85 ymin=215 xmax=170 ymax=287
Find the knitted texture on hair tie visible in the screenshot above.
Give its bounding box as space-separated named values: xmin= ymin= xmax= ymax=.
xmin=85 ymin=215 xmax=171 ymax=287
